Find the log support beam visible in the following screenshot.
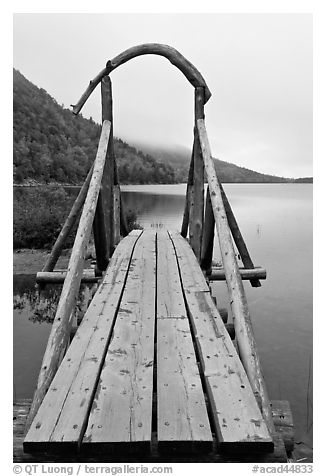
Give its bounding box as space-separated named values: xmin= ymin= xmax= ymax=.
xmin=188 ymin=87 xmax=205 ymax=260
xmin=209 ymin=267 xmax=266 ymax=282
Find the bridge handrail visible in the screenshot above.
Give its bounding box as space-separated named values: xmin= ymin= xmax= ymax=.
xmin=197 ymin=118 xmax=276 ymax=441
xmin=26 ymin=120 xmax=111 ymax=430
xmin=71 ymin=43 xmax=211 ymax=115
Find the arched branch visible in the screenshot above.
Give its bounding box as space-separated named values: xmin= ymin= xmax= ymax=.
xmin=72 ymin=43 xmax=211 ymax=115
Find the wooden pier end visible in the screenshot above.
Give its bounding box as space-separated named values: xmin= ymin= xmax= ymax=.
xmin=20 ymin=44 xmax=294 ymax=464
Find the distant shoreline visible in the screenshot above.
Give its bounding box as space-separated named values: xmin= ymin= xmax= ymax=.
xmin=13 ymin=179 xmax=313 ymax=187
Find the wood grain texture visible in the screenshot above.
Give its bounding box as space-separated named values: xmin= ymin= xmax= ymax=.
xmin=72 ymin=44 xmax=211 ymax=115
xmin=113 ymin=185 xmax=121 ymax=245
xmin=24 ymin=230 xmax=141 ymax=453
xmin=26 ymin=120 xmax=112 ymax=432
xmin=180 ymin=149 xmax=194 ymax=238
xmin=188 ymin=88 xmax=205 ymax=260
xmin=156 ymin=231 xmax=212 ymax=452
xmin=200 ymin=189 xmax=215 ymax=271
xmin=36 ymin=269 xmax=99 ymax=285
xmin=16 ymin=399 xmax=289 ymax=462
xmin=82 ymin=230 xmax=156 ymax=453
xmin=271 ymin=400 xmax=294 ymax=453
xmin=209 ymin=267 xmax=266 ymax=281
xmin=169 ymin=231 xmax=273 ymax=454
xmin=157 ymin=318 xmax=212 ymax=452
xmin=93 ymin=77 xmax=115 ymax=271
xmin=156 ymin=230 xmax=187 ymax=319
xmin=196 ymin=119 xmax=278 ymax=442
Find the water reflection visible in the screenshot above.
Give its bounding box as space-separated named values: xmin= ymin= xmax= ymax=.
xmin=13 ymin=274 xmax=96 ymax=324
xmin=13 ymin=184 xmax=313 ymax=451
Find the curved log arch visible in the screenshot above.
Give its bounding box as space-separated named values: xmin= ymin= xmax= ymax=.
xmin=72 ymin=43 xmax=211 ymax=115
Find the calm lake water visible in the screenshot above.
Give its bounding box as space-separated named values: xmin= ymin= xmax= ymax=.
xmin=13 ymin=183 xmax=313 ymax=448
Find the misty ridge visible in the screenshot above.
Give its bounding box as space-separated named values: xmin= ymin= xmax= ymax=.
xmin=13 ymin=69 xmax=312 ymax=186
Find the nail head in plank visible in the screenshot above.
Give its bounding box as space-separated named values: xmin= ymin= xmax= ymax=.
xmin=82 ymin=230 xmax=156 ymax=452
xmin=157 ymin=318 xmax=212 ymax=453
xmin=24 ymin=231 xmax=142 ymax=453
xmin=156 ymin=230 xmax=187 ymax=319
xmin=169 ymin=231 xmax=273 ymax=453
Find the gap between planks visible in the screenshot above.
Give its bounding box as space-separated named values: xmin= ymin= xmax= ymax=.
xmin=156 ymin=230 xmax=212 ymax=453
xmin=168 ymin=230 xmax=273 ymax=454
xmin=24 ymin=230 xmax=143 ymax=454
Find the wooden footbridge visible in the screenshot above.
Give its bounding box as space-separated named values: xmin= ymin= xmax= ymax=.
xmin=16 ymin=44 xmax=294 ymax=463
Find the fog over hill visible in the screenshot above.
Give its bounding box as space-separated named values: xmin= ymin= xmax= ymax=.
xmin=13 ymin=69 xmax=312 ymax=185
xmin=132 ymin=142 xmax=313 ymax=183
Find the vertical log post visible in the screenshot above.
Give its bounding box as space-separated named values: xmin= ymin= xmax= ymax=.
xmin=200 ymin=188 xmax=215 ymax=272
xmin=180 ymin=149 xmax=194 ymax=238
xmin=93 ymin=76 xmax=115 ymax=272
xmin=119 ymin=194 xmax=129 ymax=237
xmin=188 ymin=87 xmax=205 ymax=260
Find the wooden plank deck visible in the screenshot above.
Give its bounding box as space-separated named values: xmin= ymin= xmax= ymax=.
xmin=156 ymin=231 xmax=212 ymax=452
xmin=15 ymin=399 xmax=290 ymax=463
xmin=24 ymin=230 xmax=142 ymax=453
xmin=24 ymin=229 xmax=275 ymax=458
xmin=83 ymin=230 xmax=156 ymax=453
xmin=169 ymin=231 xmax=273 ymax=453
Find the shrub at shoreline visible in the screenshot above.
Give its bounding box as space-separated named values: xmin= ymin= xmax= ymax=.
xmin=13 ymin=186 xmax=141 ymax=250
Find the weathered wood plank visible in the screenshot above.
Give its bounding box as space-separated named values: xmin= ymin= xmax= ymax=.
xmin=157 ymin=318 xmax=213 ymax=452
xmin=169 ymin=231 xmax=273 ymax=454
xmin=16 ymin=399 xmax=289 ymax=462
xmin=82 ymin=230 xmax=156 ymax=452
xmin=156 ymin=231 xmax=187 ymax=319
xmin=197 ymin=119 xmax=278 ymax=443
xmin=156 ymin=231 xmax=212 ymax=451
xmin=172 ymin=236 xmax=209 ymax=293
xmin=271 ymin=400 xmax=294 ymax=453
xmin=24 ymin=230 xmax=142 ymax=453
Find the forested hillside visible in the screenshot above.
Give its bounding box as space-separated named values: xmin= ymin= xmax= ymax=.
xmin=135 ymin=143 xmax=313 ymax=183
xmin=13 ymin=69 xmax=175 ymax=185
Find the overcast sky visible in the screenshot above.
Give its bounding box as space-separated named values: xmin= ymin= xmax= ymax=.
xmin=13 ymin=13 xmax=312 ymax=178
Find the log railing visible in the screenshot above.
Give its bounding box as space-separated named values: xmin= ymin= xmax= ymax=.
xmin=197 ymin=118 xmax=278 ymax=445
xmin=26 ymin=120 xmax=112 ymax=429
xmin=27 ymin=72 xmax=129 ymax=430
xmin=26 ymin=44 xmax=280 ymax=452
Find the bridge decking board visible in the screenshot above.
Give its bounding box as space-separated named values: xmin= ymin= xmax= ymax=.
xmin=24 ymin=229 xmax=275 ymax=457
xmin=156 ymin=231 xmax=212 ymax=452
xmin=82 ymin=230 xmax=157 ymax=452
xmin=23 ymin=230 xmax=142 ymax=453
xmin=169 ymin=231 xmax=274 ymax=453
xmin=156 ymin=231 xmax=187 ymax=319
